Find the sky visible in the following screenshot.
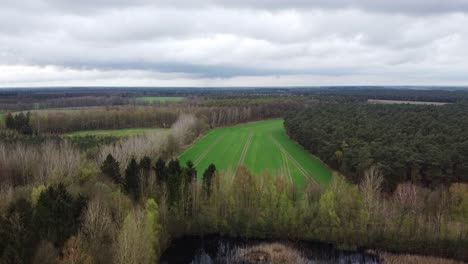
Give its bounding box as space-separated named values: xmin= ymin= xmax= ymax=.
xmin=1 ymin=0 xmax=468 ymax=87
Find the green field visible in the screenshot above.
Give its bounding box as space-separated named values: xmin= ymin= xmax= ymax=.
xmin=67 ymin=128 xmax=170 ymax=137
xmin=179 ymin=119 xmax=332 ymax=187
xmin=137 ymin=97 xmax=185 ymax=103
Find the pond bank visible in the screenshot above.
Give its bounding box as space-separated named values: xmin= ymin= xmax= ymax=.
xmin=159 ymin=235 xmax=379 ymax=263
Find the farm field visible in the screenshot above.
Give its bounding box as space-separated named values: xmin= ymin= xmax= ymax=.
xmin=66 ymin=128 xmax=170 ymax=137
xmin=368 ymin=99 xmax=449 ymax=105
xmin=137 ymin=96 xmax=185 ymax=103
xmin=179 ymin=119 xmax=332 ymax=187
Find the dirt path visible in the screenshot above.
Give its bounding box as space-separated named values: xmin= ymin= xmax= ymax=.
xmin=270 ymin=135 xmax=318 ymax=184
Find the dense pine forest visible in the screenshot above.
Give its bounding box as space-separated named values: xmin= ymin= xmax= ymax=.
xmin=285 ymin=103 xmax=468 ymax=190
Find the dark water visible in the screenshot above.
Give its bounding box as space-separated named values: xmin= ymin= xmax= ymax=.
xmin=160 ymin=235 xmax=379 ymax=264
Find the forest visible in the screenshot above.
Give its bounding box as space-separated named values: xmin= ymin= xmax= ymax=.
xmin=285 ymin=103 xmax=468 ymax=189
xmin=0 ymin=88 xmax=467 ymax=263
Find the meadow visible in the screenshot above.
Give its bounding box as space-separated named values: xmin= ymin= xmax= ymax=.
xmin=137 ymin=96 xmax=185 ymax=103
xmin=179 ymin=119 xmax=332 ymax=187
xmin=67 ymin=128 xmax=170 ymax=137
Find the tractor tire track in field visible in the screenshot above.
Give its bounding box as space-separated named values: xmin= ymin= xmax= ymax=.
xmin=270 ymin=135 xmax=318 ymax=184
xmin=236 ymin=132 xmax=254 ymax=170
xmin=194 ymin=134 xmax=225 ymax=166
xmin=230 ymin=132 xmax=253 ymax=183
xmin=280 ymin=151 xmax=293 ymax=184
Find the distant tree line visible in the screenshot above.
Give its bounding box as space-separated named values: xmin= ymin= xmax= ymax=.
xmin=17 ymin=103 xmax=304 ymax=134
xmin=2 ymin=88 xmax=468 ymax=113
xmin=291 ymin=87 xmax=468 ymax=103
xmin=30 ymin=106 xmax=179 ymax=134
xmin=285 ymin=103 xmax=468 ymax=190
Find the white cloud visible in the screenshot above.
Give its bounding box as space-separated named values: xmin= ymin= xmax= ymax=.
xmin=1 ymin=1 xmax=468 ymax=86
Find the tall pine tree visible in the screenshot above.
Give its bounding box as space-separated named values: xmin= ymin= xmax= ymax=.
xmin=153 ymin=158 xmax=167 ymax=184
xmin=124 ymin=158 xmax=141 ymax=202
xmin=203 ymin=164 xmax=216 ymax=196
xmin=185 ymin=160 xmax=197 ymax=183
xmin=100 ymin=154 xmax=122 ymax=184
xmin=167 ymin=159 xmax=182 ymax=204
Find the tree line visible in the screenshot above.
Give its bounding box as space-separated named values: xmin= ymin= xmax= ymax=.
xmin=29 ymin=106 xmax=179 ymax=134
xmin=2 ymin=162 xmax=466 ymax=263
xmin=284 ymin=103 xmax=468 ymax=190
xmin=4 ymin=102 xmax=304 ymax=134
xmin=4 ymin=112 xmax=34 ymax=135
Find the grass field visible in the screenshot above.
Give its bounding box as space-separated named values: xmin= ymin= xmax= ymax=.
xmin=179 ymin=119 xmax=332 ymax=187
xmin=137 ymin=96 xmax=185 ymax=103
xmin=67 ymin=128 xmax=170 ymax=137
xmin=368 ymin=99 xmax=449 ymax=105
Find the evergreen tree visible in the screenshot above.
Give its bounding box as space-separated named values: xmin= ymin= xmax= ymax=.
xmin=5 ymin=113 xmax=14 ymax=129
xmin=167 ymin=159 xmax=182 ymax=204
xmin=0 ymin=198 xmax=36 ymax=264
xmin=139 ymin=156 xmax=152 ymax=173
xmin=167 ymin=159 xmax=182 ymax=176
xmin=185 ymin=160 xmax=197 ymax=183
xmin=125 ymin=158 xmax=141 ymax=202
xmin=182 ymin=161 xmax=197 ymax=216
xmin=153 ymin=158 xmax=167 ymax=184
xmin=33 ymin=184 xmax=87 ymax=248
xmin=139 ymin=156 xmax=152 ymax=194
xmin=5 ymin=112 xmax=34 ymax=135
xmin=100 ymin=154 xmax=122 ymax=184
xmin=203 ymin=164 xmax=216 ymax=196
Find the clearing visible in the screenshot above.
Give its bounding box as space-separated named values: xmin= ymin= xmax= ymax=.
xmin=179 ymin=119 xmax=332 ymax=187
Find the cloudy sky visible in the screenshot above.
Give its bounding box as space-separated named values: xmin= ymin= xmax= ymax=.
xmin=1 ymin=0 xmax=468 ymax=87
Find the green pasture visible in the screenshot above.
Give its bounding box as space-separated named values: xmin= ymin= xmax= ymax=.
xmin=179 ymin=119 xmax=332 ymax=187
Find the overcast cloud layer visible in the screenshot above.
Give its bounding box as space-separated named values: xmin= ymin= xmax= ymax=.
xmin=1 ymin=0 xmax=468 ymax=87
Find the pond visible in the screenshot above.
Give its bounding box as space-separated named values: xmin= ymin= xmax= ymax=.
xmin=160 ymin=235 xmax=379 ymax=264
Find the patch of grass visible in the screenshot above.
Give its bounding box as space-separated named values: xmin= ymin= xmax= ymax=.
xmin=137 ymin=96 xmax=185 ymax=103
xmin=66 ymin=128 xmax=170 ymax=137
xmin=179 ymin=119 xmax=332 ymax=187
